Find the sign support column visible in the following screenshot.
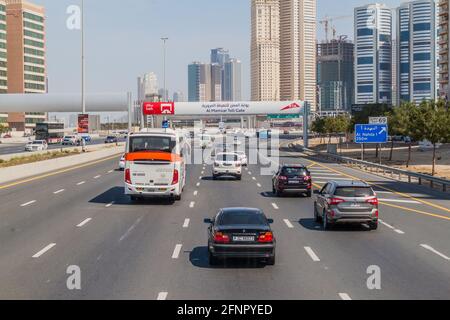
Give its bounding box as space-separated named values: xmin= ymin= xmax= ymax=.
xmin=303 ymin=102 xmax=309 ymax=148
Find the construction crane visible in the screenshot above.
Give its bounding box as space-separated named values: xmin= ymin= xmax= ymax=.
xmin=319 ymin=15 xmax=352 ymax=42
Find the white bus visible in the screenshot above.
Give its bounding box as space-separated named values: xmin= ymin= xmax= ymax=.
xmin=124 ymin=129 xmax=187 ymax=202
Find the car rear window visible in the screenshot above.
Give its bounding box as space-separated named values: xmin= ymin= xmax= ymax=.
xmin=334 ymin=187 xmax=374 ymax=197
xmin=216 ymin=154 xmax=238 ymax=162
xmin=218 ymin=212 xmax=267 ymax=226
xmin=281 ymin=167 xmax=308 ymax=176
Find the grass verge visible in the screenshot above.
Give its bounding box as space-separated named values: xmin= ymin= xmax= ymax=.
xmin=0 ymin=149 xmax=81 ymax=168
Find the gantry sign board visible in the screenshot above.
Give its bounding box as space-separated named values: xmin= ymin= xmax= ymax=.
xmin=369 ymin=117 xmax=388 ymax=124
xmin=142 ymin=101 xmax=305 ymax=116
xmin=355 ymin=124 xmax=389 ymax=144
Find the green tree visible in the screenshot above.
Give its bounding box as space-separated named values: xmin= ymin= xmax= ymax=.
xmin=412 ymin=100 xmax=450 ymax=176
xmin=311 ymin=117 xmax=326 ymax=144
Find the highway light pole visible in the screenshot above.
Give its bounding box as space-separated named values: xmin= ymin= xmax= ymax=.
xmin=161 ymin=37 xmax=168 ymax=102
xmin=81 ymin=0 xmax=86 ymax=115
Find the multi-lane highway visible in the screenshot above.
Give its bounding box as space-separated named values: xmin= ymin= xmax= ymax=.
xmin=0 ymin=137 xmax=114 ymax=156
xmin=0 ymin=144 xmax=449 ymax=300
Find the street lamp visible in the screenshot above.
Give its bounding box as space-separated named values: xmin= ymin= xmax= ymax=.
xmin=161 ymin=37 xmax=168 ymax=101
xmin=81 ymin=0 xmax=86 ymax=115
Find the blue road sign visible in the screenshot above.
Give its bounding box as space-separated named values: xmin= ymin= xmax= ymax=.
xmin=355 ymin=124 xmax=388 ymax=144
xmin=162 ymin=120 xmax=170 ymax=129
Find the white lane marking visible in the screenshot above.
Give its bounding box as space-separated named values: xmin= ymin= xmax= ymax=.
xmin=193 ymin=190 xmax=198 ymax=196
xmin=94 ymin=175 xmax=101 ymax=179
xmin=375 ymin=190 xmax=426 ymax=198
xmin=77 ymin=181 xmax=86 ymax=186
xmin=183 ymin=219 xmax=190 ymax=228
xmin=196 ymin=182 xmax=201 ymax=187
xmin=420 ymin=244 xmax=450 ymax=261
xmin=271 ymin=203 xmax=279 ymax=210
xmin=77 ymin=218 xmax=92 ymax=227
xmin=21 ymin=200 xmax=36 ymax=207
xmin=283 ymin=219 xmax=294 ymax=229
xmin=119 ymin=217 xmax=143 ymax=243
xmin=314 ymin=181 xmax=328 ymax=184
xmin=257 ymin=183 xmax=262 ymax=188
xmin=107 ymin=170 xmax=114 ymax=174
xmin=201 ymin=171 xmax=204 ymax=175
xmin=339 ymin=293 xmax=352 ymax=300
xmin=32 ymin=243 xmax=56 ymax=258
xmin=53 ymin=189 xmax=65 ymax=194
xmin=252 ymin=177 xmax=256 ymax=181
xmin=248 ymin=172 xmax=252 ymax=175
xmin=172 ymin=244 xmax=183 ymax=259
xmin=378 ymin=198 xmax=420 ymax=204
xmin=189 ymin=201 xmax=195 ymax=208
xmin=199 ymin=176 xmax=202 ymax=180
xmin=157 ymin=292 xmax=168 ymax=300
xmin=379 ymin=220 xmax=394 ymax=229
xmin=245 ymin=168 xmax=248 ymax=171
xmin=311 ymin=173 xmax=341 ymax=176
xmin=394 ymin=229 xmax=405 ymax=235
xmin=304 ymin=246 xmax=320 ymax=262
xmin=105 ymin=201 xmax=115 ymax=208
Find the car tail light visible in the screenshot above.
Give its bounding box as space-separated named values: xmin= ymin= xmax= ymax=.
xmin=366 ymin=198 xmax=379 ymax=206
xmin=328 ymin=198 xmax=345 ymax=205
xmin=258 ymin=232 xmax=274 ymax=243
xmin=214 ymin=232 xmax=230 ymax=243
xmin=172 ymin=169 xmax=179 ymax=185
xmin=374 ymin=210 xmax=379 ymax=218
xmin=125 ymin=169 xmax=131 ymax=184
xmin=278 ymin=176 xmax=288 ymax=181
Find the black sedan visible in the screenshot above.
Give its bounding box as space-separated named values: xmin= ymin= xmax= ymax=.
xmin=105 ymin=136 xmax=118 ymax=144
xmin=206 ymin=208 xmax=276 ymax=266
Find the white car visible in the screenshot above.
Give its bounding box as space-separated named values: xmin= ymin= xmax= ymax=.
xmin=61 ymin=135 xmax=79 ymax=146
xmin=213 ymin=152 xmax=242 ymax=180
xmin=235 ymin=151 xmax=248 ymax=166
xmin=25 ymin=140 xmax=48 ymax=152
xmin=119 ymin=154 xmax=125 ymax=170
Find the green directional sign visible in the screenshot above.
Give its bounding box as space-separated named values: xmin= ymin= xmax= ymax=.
xmin=267 ymin=114 xmax=300 ymax=119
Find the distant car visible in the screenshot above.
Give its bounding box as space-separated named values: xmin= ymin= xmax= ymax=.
xmin=314 ymin=180 xmax=379 ymax=230
xmin=80 ymin=135 xmax=92 ymax=143
xmin=3 ymin=134 xmax=12 ymax=139
xmin=61 ymin=135 xmax=79 ymax=146
xmin=235 ymin=151 xmax=248 ymax=166
xmin=206 ymin=207 xmax=276 ymax=266
xmin=25 ymin=140 xmax=48 ymax=152
xmin=105 ymin=136 xmax=118 ymax=144
xmin=213 ymin=152 xmax=242 ymax=180
xmin=272 ymin=165 xmax=312 ymax=197
xmin=119 ymin=154 xmax=125 ymax=170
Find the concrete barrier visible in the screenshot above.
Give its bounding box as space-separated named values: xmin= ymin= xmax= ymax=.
xmin=0 ymin=144 xmax=125 ymax=185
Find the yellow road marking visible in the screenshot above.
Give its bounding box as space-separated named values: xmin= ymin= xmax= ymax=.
xmin=307 ymin=160 xmax=450 ymax=215
xmin=307 ymin=163 xmax=317 ymax=169
xmin=379 ymin=202 xmax=450 ymax=221
xmin=0 ymin=154 xmax=121 ymax=190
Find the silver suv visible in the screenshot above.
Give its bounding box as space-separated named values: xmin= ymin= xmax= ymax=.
xmin=314 ymin=180 xmax=379 ymax=230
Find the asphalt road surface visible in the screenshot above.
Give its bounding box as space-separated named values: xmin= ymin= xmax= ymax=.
xmin=0 ymin=138 xmax=120 ymax=156
xmin=0 ymin=146 xmax=449 ymax=300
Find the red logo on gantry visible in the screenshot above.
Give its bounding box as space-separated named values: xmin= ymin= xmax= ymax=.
xmin=280 ymin=102 xmax=301 ymax=111
xmin=142 ymin=102 xmax=175 ymax=115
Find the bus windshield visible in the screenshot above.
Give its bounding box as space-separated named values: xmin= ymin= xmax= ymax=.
xmin=129 ymin=136 xmax=176 ymax=153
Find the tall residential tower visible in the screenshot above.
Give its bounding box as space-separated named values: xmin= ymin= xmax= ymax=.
xmin=354 ymin=3 xmax=392 ymax=105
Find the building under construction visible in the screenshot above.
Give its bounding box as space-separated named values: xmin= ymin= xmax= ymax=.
xmin=317 ymin=38 xmax=354 ymax=113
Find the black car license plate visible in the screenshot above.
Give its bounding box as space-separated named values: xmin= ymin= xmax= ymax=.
xmin=233 ymin=236 xmax=255 ymax=242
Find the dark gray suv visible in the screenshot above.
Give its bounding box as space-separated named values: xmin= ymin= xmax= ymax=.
xmin=314 ymin=180 xmax=379 ymax=230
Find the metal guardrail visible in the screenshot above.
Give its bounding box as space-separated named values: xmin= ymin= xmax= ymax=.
xmin=286 ymin=143 xmax=450 ymax=193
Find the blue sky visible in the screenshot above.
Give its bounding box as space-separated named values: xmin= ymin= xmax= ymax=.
xmin=34 ymin=0 xmax=402 ymax=101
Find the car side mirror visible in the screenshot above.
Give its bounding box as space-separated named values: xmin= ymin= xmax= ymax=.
xmin=204 ymin=218 xmax=213 ymax=224
xmin=267 ymin=219 xmax=274 ymax=224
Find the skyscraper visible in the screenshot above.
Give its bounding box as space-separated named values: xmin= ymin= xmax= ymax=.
xmin=354 ymin=3 xmax=392 ymax=105
xmin=5 ymin=0 xmax=47 ymax=131
xmin=438 ymin=0 xmax=449 ymax=98
xmin=317 ymin=38 xmax=354 ymax=112
xmin=142 ymin=72 xmax=159 ymax=97
xmin=396 ymin=0 xmax=438 ymax=104
xmin=280 ymin=0 xmax=317 ymax=110
xmin=211 ymin=48 xmax=230 ymax=67
xmin=188 ymin=62 xmax=211 ymax=102
xmin=211 ymin=63 xmax=222 ymax=101
xmin=0 ymin=0 xmax=6 ymax=126
xmin=251 ymin=0 xmax=280 ymax=101
xmin=173 ymin=91 xmax=185 ymax=102
xmin=224 ymin=58 xmax=242 ymax=101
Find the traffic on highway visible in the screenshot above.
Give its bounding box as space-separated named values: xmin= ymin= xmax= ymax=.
xmin=1 ymin=129 xmax=449 ymax=305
